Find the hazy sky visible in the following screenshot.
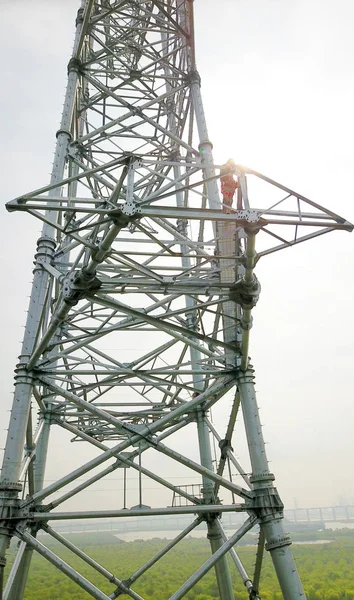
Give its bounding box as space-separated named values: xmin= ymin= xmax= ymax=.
xmin=0 ymin=0 xmax=353 ymax=511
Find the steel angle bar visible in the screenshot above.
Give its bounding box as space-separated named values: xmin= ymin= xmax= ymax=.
xmin=27 ymin=209 xmax=99 ymax=249
xmin=54 ymin=419 xmax=108 ymax=451
xmin=38 ymin=378 xmax=130 ymax=432
xmin=42 ymin=525 xmax=144 ymax=600
xmin=25 ymin=201 xmax=335 ymax=228
xmin=253 ymin=528 xmax=265 ymax=594
xmin=148 ymin=216 xmax=215 ymax=260
xmin=22 ymin=377 xmax=235 ymax=505
xmin=168 ymin=517 xmax=257 ymax=600
xmin=79 ymin=307 xmax=218 ymax=362
xmin=49 ymin=421 xmax=200 ymax=510
xmin=151 ymin=0 xmax=188 ymax=37
xmin=78 ymin=76 xmax=194 ymax=153
xmin=217 ymin=523 xmax=254 ymax=594
xmin=14 ymin=530 xmax=112 ymax=600
xmin=41 ymin=363 xmax=169 ymax=381
xmin=242 ymin=165 xmax=352 ymax=222
xmin=257 ymin=226 xmax=336 ymax=257
xmin=48 ymin=293 xmax=180 ymax=354
xmin=133 ymin=164 xmax=193 ymax=198
xmin=128 ymin=222 xmax=178 ymax=256
xmin=42 ymin=457 xmax=124 ymax=512
xmin=32 ymin=505 xmax=245 ymax=521
xmin=137 ymin=172 xmax=215 ymax=206
xmin=206 ymin=418 xmax=251 ymax=489
xmin=128 ymin=517 xmax=204 ymax=586
xmin=105 ymin=253 xmax=165 ymax=282
xmin=3 ymin=540 xmax=27 ymax=600
xmin=38 ymin=294 xmax=224 ymax=358
xmin=73 ymin=0 xmax=95 ymax=59
xmin=90 ymin=293 xmax=238 ymax=355
xmin=150 ymin=440 xmax=252 ymax=501
xmin=41 ymin=365 xmax=194 ymax=400
xmin=6 ymin=156 xmax=126 ymax=210
xmin=19 ymin=420 xmax=45 ymax=482
xmin=39 ymin=368 xmax=224 ymax=376
xmin=130 ymin=337 xmax=179 ymax=368
xmin=101 ymin=453 xmax=201 ymax=507
xmin=262 ymin=218 xmax=351 ymax=228
xmin=27 ymin=228 xmax=136 ymax=370
xmin=257 ymin=208 xmax=343 ymax=220
xmin=46 ymin=340 xmax=187 ymax=395
xmin=100 ymin=283 xmax=229 ymax=295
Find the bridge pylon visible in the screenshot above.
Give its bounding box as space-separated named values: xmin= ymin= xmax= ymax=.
xmin=1 ymin=2 xmax=352 ymax=599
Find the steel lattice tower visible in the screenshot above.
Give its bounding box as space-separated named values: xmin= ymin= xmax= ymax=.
xmin=0 ymin=2 xmax=352 ymax=599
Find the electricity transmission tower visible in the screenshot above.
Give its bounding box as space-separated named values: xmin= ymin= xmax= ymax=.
xmin=0 ymin=2 xmax=352 ymax=599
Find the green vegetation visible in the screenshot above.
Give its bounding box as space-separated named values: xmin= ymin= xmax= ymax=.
xmin=5 ymin=530 xmax=354 ymax=599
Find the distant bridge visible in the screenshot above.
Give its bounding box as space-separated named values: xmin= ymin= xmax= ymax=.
xmin=49 ymin=505 xmax=354 ymax=536
xmin=284 ymin=505 xmax=354 ymax=524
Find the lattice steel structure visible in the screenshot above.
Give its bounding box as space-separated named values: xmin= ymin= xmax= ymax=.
xmin=0 ymin=2 xmax=352 ymax=599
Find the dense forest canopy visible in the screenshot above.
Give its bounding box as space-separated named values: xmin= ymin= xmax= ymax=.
xmin=5 ymin=530 xmax=354 ymax=599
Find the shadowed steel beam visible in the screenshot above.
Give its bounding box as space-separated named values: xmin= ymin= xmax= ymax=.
xmin=15 ymin=529 xmax=111 ymax=600
xmin=218 ymin=522 xmax=254 ymax=595
xmin=49 ymin=421 xmax=199 ymax=509
xmin=168 ymin=517 xmax=257 ymax=600
xmin=253 ymin=529 xmax=265 ymax=594
xmin=43 ymin=525 xmax=144 ymax=600
xmin=32 ymin=504 xmax=246 ymax=520
xmin=149 ymin=440 xmax=252 ymax=500
xmin=3 ymin=542 xmax=26 ymax=600
xmin=126 ymin=517 xmax=203 ymax=586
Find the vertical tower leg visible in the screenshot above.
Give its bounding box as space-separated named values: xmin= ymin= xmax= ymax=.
xmin=4 ymin=414 xmax=51 ymax=600
xmin=196 ymin=411 xmax=235 ymax=600
xmin=237 ymin=366 xmax=306 ymax=598
xmin=0 ymin=7 xmax=86 ymax=596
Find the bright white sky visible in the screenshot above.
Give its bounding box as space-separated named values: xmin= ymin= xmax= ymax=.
xmin=0 ymin=0 xmax=353 ymax=511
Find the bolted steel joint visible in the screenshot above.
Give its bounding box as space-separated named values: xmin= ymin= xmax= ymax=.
xmin=76 ymin=7 xmax=84 ymax=25
xmin=265 ymin=536 xmax=292 ymax=551
xmin=204 ymin=509 xmax=222 ymax=523
xmin=111 ymin=205 xmax=141 ymax=227
xmin=229 ymin=275 xmax=261 ymax=309
xmin=237 ymin=209 xmax=262 ymax=224
xmin=186 ymin=70 xmax=201 ymax=86
xmin=14 ymin=362 xmax=35 ymax=385
xmin=219 ymin=438 xmax=234 ymax=458
xmin=129 ymin=69 xmax=142 ymax=80
xmin=122 ymin=203 xmax=141 ymax=217
xmin=67 ymin=57 xmax=82 ymax=75
xmin=198 ymin=140 xmax=214 ymax=152
xmin=62 ymin=270 xmax=102 ymax=306
xmin=250 ymin=485 xmax=284 ymax=523
xmin=177 ymin=218 xmax=187 ymax=234
xmin=241 ymin=314 xmax=253 ymax=331
xmin=0 ymin=486 xmax=24 ymax=543
xmin=33 ymin=236 xmax=56 ymax=272
xmin=250 ymin=472 xmax=275 ymax=485
xmin=0 ymin=482 xmax=22 ymax=493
